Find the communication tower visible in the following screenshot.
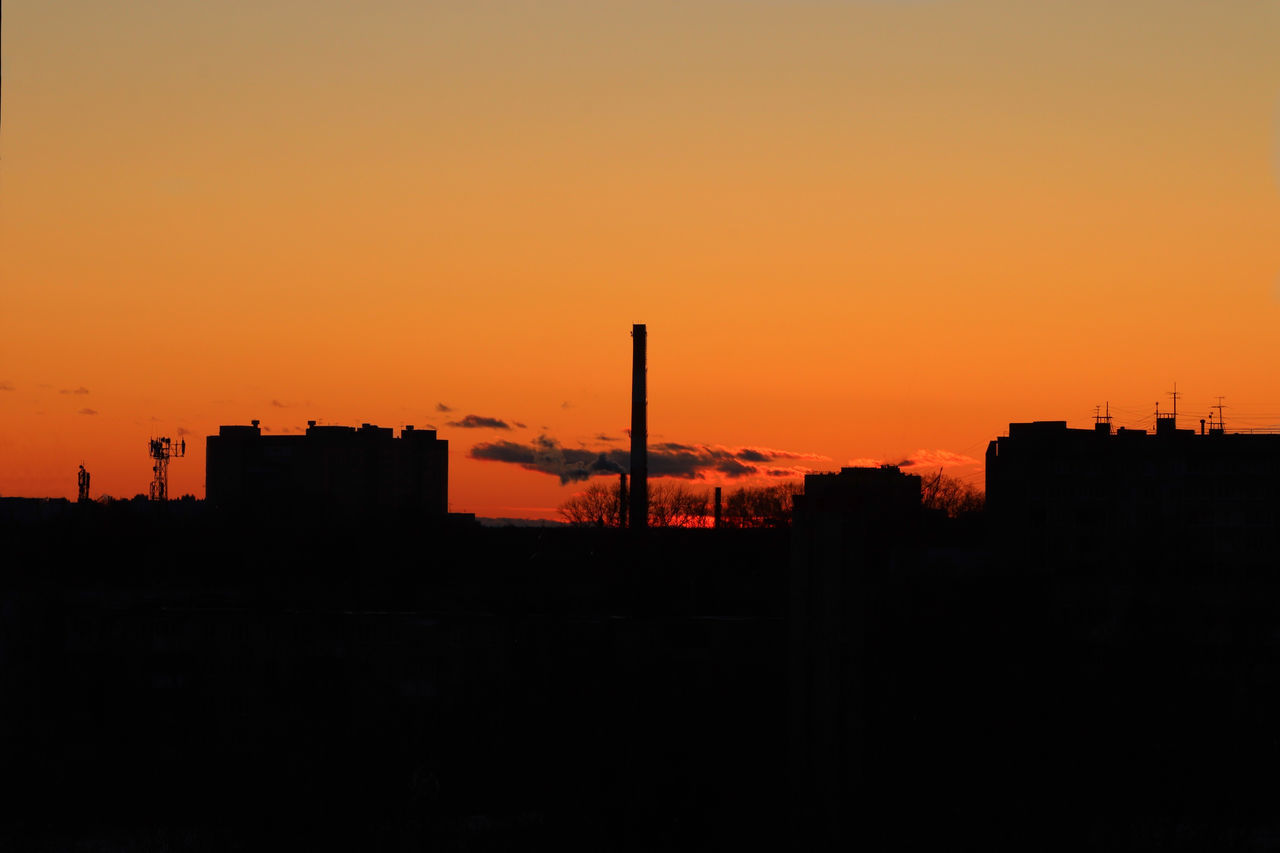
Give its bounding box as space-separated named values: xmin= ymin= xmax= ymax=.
xmin=148 ymin=436 xmax=186 ymax=501
xmin=1210 ymin=396 xmax=1227 ymax=434
xmin=77 ymin=464 xmax=91 ymax=502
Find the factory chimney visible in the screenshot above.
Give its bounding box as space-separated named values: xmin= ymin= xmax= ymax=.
xmin=630 ymin=324 xmax=648 ymax=529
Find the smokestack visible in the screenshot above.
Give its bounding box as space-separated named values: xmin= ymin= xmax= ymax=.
xmin=630 ymin=324 xmax=648 ymax=529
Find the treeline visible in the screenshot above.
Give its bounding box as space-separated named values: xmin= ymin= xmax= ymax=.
xmin=919 ymin=470 xmax=984 ymax=517
xmin=559 ymin=481 xmax=803 ymax=529
xmin=559 ymin=473 xmax=984 ymax=528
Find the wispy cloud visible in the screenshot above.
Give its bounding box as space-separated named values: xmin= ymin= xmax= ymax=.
xmin=470 ymin=435 xmax=827 ymax=484
xmin=845 ymin=449 xmax=980 ymax=470
xmin=78 ymin=408 xmax=98 ymax=416
xmin=435 ymin=402 xmax=454 ymax=413
xmin=899 ymin=449 xmax=979 ymax=469
xmin=0 ymin=382 xmax=13 ymax=391
xmin=270 ymin=399 xmax=291 ymax=408
xmin=60 ymin=387 xmax=90 ymax=395
xmin=447 ymin=414 xmax=513 ymax=430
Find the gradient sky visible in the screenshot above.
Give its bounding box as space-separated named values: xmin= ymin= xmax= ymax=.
xmin=3 ymin=1 xmax=1278 ymax=518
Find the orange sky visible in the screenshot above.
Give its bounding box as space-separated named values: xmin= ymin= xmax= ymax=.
xmin=3 ymin=1 xmax=1279 ymax=518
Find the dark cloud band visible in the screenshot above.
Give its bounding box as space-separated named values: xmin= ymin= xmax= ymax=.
xmin=470 ymin=435 xmax=825 ymax=484
xmin=447 ymin=414 xmax=513 ymax=430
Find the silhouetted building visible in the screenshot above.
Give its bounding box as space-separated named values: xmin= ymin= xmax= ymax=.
xmin=206 ymin=421 xmax=448 ymax=515
xmin=788 ymin=466 xmax=922 ymax=844
xmin=986 ymin=419 xmax=1280 ymax=566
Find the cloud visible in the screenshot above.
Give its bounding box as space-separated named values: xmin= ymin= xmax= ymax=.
xmin=470 ymin=435 xmax=826 ymax=484
xmin=644 ymin=443 xmax=819 ymax=479
xmin=743 ymin=446 xmax=828 ymax=461
xmin=595 ymin=434 xmax=623 ymax=442
xmin=60 ymin=387 xmax=90 ymax=395
xmin=468 ymin=440 xmax=536 ymax=465
xmin=513 ymin=421 xmax=527 ymax=429
xmin=447 ymin=414 xmax=513 ymax=430
xmin=900 ymin=449 xmax=979 ymax=469
xmin=177 ymin=427 xmax=194 ymax=437
xmin=561 ymin=401 xmax=572 ymax=409
xmin=0 ymin=382 xmax=13 ymax=391
xmin=845 ymin=450 xmax=979 ymax=470
xmin=271 ymin=399 xmax=290 ymax=408
xmin=470 ymin=435 xmax=624 ymax=484
xmin=436 ymin=402 xmax=453 ymax=413
xmin=715 ymin=458 xmax=757 ymax=477
xmin=78 ymin=408 xmax=98 ymax=415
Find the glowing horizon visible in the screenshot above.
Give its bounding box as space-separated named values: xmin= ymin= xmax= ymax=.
xmin=3 ymin=1 xmax=1278 ymax=518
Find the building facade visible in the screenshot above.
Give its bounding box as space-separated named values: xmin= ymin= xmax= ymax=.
xmin=986 ymin=418 xmax=1280 ymax=566
xmin=206 ymin=421 xmax=448 ymax=515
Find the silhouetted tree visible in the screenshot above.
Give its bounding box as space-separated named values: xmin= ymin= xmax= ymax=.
xmin=558 ymin=480 xmax=711 ymax=527
xmin=558 ymin=481 xmax=623 ymax=527
xmin=649 ymin=482 xmax=710 ymax=528
xmin=920 ymin=471 xmax=984 ymax=518
xmin=722 ymin=482 xmax=802 ymax=528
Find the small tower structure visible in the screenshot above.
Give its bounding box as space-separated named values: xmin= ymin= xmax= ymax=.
xmin=148 ymin=436 xmax=186 ymax=501
xmin=77 ymin=465 xmax=91 ymax=502
xmin=1209 ymin=396 xmax=1227 ymax=435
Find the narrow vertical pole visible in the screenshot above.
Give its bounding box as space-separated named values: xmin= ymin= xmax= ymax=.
xmin=618 ymin=473 xmax=628 ymax=528
xmin=714 ymin=486 xmax=722 ymax=529
xmin=630 ymin=324 xmax=648 ymax=529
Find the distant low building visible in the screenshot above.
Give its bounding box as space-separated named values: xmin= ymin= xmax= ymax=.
xmin=986 ymin=418 xmax=1280 ymax=566
xmin=206 ymin=421 xmax=448 ymax=516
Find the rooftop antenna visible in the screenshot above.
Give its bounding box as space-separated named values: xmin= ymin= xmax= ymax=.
xmin=148 ymin=436 xmax=186 ymax=501
xmin=1167 ymin=383 xmax=1180 ymax=424
xmin=1094 ymin=402 xmax=1113 ymax=434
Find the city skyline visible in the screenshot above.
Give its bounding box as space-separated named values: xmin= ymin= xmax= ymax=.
xmin=3 ymin=1 xmax=1279 ymax=518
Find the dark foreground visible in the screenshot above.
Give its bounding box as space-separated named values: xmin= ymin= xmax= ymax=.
xmin=2 ymin=501 xmax=1279 ymax=850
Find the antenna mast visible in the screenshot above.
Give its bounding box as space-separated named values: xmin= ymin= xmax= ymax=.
xmin=148 ymin=436 xmax=186 ymax=501
xmin=1094 ymin=402 xmax=1113 ymax=434
xmin=1156 ymin=385 xmax=1179 ymax=434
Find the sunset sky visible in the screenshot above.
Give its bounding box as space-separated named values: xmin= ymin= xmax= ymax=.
xmin=3 ymin=1 xmax=1278 ymax=518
